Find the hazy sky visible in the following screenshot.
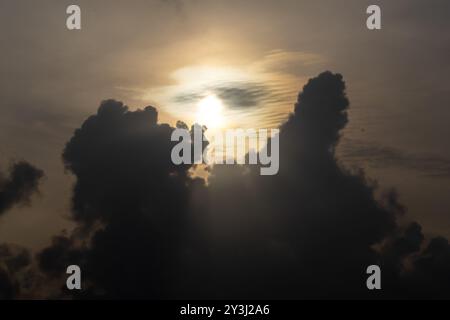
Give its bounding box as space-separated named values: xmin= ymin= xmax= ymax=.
xmin=1 ymin=0 xmax=450 ymax=250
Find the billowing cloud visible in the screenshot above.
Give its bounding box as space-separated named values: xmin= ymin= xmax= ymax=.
xmin=0 ymin=161 xmax=43 ymax=299
xmin=0 ymin=162 xmax=44 ymax=216
xmin=35 ymin=99 xmax=207 ymax=298
xmin=32 ymin=72 xmax=450 ymax=299
xmin=0 ymin=244 xmax=32 ymax=299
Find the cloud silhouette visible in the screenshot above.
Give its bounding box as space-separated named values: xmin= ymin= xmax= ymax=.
xmin=0 ymin=244 xmax=32 ymax=299
xmin=0 ymin=161 xmax=44 ymax=216
xmin=0 ymin=161 xmax=43 ymax=299
xmin=34 ymin=72 xmax=450 ymax=299
xmin=36 ymin=99 xmax=208 ymax=298
xmin=203 ymin=71 xmax=398 ymax=298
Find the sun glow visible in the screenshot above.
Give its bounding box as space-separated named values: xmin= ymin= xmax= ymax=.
xmin=143 ymin=58 xmax=301 ymax=130
xmin=195 ymin=94 xmax=225 ymax=129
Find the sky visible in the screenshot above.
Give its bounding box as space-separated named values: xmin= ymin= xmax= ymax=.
xmin=0 ymin=0 xmax=450 ymax=299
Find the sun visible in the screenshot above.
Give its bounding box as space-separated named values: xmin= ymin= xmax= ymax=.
xmin=195 ymin=94 xmax=225 ymax=129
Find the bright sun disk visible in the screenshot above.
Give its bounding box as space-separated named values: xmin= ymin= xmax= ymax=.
xmin=195 ymin=94 xmax=224 ymax=129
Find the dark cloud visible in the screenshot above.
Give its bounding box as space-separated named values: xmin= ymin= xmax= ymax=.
xmin=34 ymin=72 xmax=450 ymax=299
xmin=201 ymin=72 xmax=450 ymax=299
xmin=36 ymin=99 xmax=207 ymax=298
xmin=0 ymin=244 xmax=31 ymax=272
xmin=203 ymin=71 xmax=396 ymax=298
xmin=0 ymin=161 xmax=43 ymax=299
xmin=215 ymin=83 xmax=274 ymax=108
xmin=380 ymin=222 xmax=450 ymax=298
xmin=0 ymin=268 xmax=14 ymax=300
xmin=38 ymin=233 xmax=86 ymax=278
xmin=0 ymin=244 xmax=34 ymax=299
xmin=0 ymin=161 xmax=44 ymax=216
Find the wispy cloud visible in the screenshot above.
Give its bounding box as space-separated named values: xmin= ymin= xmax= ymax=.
xmin=339 ymin=138 xmax=450 ymax=178
xmin=140 ymin=50 xmax=325 ymax=128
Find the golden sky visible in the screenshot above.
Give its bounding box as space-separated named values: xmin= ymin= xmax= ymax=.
xmin=1 ymin=0 xmax=450 ymax=250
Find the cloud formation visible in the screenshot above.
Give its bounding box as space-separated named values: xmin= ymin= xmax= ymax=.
xmin=174 ymin=81 xmax=288 ymax=110
xmin=36 ymin=99 xmax=207 ymax=298
xmin=0 ymin=161 xmax=43 ymax=299
xmin=339 ymin=138 xmax=450 ymax=178
xmin=0 ymin=162 xmax=44 ymax=216
xmin=32 ymin=72 xmax=450 ymax=299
